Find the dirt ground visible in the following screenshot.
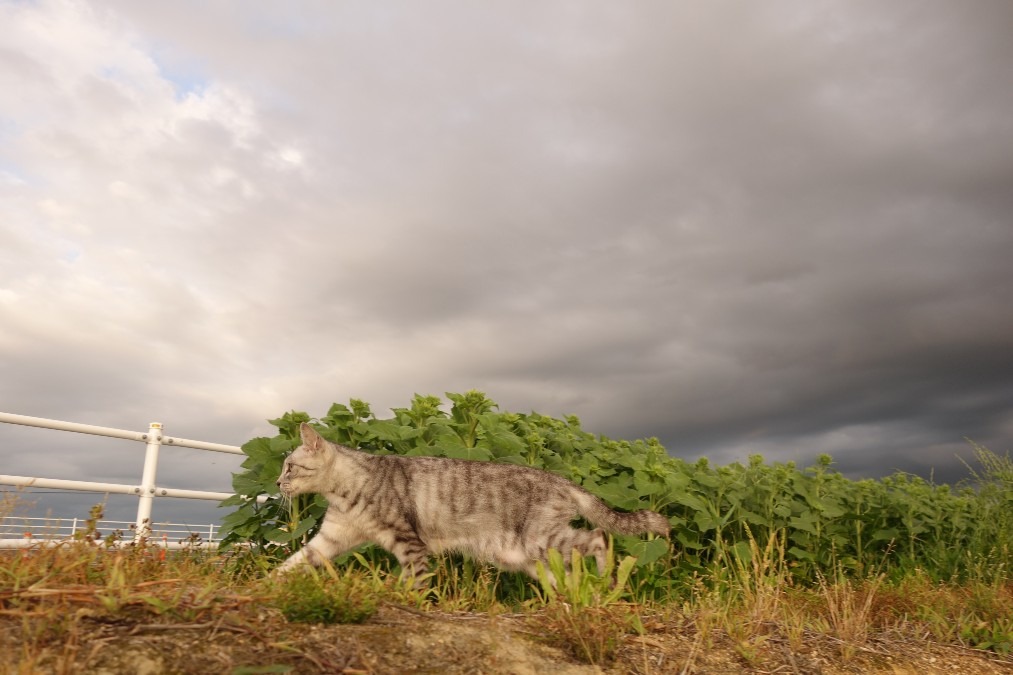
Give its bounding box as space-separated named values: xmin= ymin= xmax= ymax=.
xmin=4 ymin=604 xmax=1011 ymax=674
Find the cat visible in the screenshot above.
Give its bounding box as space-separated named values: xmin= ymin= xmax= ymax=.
xmin=274 ymin=422 xmax=669 ymax=583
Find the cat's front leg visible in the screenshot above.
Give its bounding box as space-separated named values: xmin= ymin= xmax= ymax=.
xmin=274 ymin=525 xmax=358 ymax=575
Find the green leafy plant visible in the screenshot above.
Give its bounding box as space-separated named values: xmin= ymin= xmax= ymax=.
xmin=219 ymin=392 xmax=1013 ymax=600
xmin=534 ymin=543 xmax=636 ymax=608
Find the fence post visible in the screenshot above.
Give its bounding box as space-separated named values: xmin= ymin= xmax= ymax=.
xmin=135 ymin=422 xmax=162 ymax=541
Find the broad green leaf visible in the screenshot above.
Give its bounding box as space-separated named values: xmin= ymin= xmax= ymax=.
xmin=444 ymin=445 xmax=493 ymax=462
xmin=789 ymin=514 xmax=818 ymax=535
xmin=242 ymin=437 xmax=274 ymax=462
xmin=730 ymin=540 xmax=753 ymax=564
xmin=694 ymin=511 xmax=721 ymax=532
xmin=633 ymin=471 xmax=663 ymax=496
xmin=218 ymin=493 xmax=246 ymax=508
xmin=675 ymin=532 xmax=706 ymax=550
xmin=674 ymin=493 xmax=708 ymax=512
xmin=493 ymin=455 xmax=529 ymax=466
xmin=626 ymin=537 xmax=669 ymax=567
xmin=232 ymin=472 xmax=266 ymax=497
xmin=594 ymin=480 xmax=640 ymax=511
xmin=787 ymin=546 xmax=815 ymax=561
xmin=270 ymin=436 xmax=296 ymax=454
xmin=264 ymin=527 xmax=297 ymax=544
xmin=220 ymin=504 xmax=256 ymax=528
xmin=290 ymin=517 xmax=317 ymax=540
xmin=872 ymin=528 xmax=900 ymax=541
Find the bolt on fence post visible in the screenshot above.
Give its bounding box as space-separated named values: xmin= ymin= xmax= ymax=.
xmin=135 ymin=422 xmax=162 ymax=542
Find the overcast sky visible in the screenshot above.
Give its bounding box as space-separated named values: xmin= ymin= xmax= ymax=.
xmin=2 ymin=0 xmax=1012 ymax=530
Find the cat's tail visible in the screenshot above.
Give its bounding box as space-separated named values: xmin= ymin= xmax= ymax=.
xmin=572 ymin=489 xmax=670 ymax=537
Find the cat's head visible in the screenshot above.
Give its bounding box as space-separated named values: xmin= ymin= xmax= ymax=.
xmin=276 ymin=422 xmax=333 ymax=496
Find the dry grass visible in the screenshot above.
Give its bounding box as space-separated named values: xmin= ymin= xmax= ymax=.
xmin=1 ymin=542 xmax=1011 ymax=674
xmin=1 ymin=497 xmax=1011 ymax=674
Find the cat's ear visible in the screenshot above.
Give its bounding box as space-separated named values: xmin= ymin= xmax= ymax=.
xmin=300 ymin=422 xmax=327 ymax=454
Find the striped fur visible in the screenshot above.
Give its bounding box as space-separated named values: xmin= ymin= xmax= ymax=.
xmin=274 ymin=422 xmax=669 ymax=582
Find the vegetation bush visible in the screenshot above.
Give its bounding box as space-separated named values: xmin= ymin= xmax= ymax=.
xmin=219 ymin=391 xmax=1012 ymax=596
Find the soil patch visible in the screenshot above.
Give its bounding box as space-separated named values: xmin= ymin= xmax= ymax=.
xmin=4 ymin=604 xmax=1011 ymax=674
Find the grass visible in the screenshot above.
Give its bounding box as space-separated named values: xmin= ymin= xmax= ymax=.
xmin=272 ymin=565 xmax=378 ymax=625
xmin=3 ymin=445 xmax=1012 ymax=673
xmin=2 ymin=508 xmax=1011 ymax=674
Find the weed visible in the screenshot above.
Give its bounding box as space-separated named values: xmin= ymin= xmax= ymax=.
xmin=529 ymin=545 xmax=645 ymax=665
xmin=423 ymin=554 xmax=507 ymax=612
xmin=538 ymin=601 xmax=642 ymax=665
xmin=817 ymin=569 xmax=885 ymax=662
xmin=270 ymin=566 xmax=377 ymax=625
xmin=533 ymin=540 xmax=636 ymax=607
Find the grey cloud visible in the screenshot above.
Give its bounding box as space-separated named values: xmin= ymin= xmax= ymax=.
xmin=2 ymin=1 xmax=1012 ymax=530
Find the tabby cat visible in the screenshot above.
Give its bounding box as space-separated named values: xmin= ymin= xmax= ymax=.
xmin=275 ymin=423 xmax=669 ymax=582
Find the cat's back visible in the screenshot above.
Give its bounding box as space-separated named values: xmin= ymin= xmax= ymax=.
xmin=347 ymin=451 xmax=578 ymax=512
xmin=375 ymin=451 xmax=572 ymax=489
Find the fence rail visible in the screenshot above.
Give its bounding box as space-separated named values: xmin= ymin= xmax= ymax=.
xmin=0 ymin=411 xmax=254 ymax=549
xmin=0 ymin=516 xmax=219 ymax=550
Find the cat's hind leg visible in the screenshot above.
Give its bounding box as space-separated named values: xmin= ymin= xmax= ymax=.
xmin=524 ymin=527 xmax=609 ymax=582
xmin=559 ymin=527 xmax=608 ymax=576
xmin=389 ymin=533 xmax=432 ymax=589
xmin=583 ymin=528 xmax=609 ymax=576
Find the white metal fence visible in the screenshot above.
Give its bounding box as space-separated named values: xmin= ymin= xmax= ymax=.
xmin=0 ymin=411 xmax=251 ymax=549
xmin=0 ymin=516 xmax=220 ymax=548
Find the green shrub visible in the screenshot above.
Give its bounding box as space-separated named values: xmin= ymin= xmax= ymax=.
xmin=220 ymin=391 xmax=1012 ymax=595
